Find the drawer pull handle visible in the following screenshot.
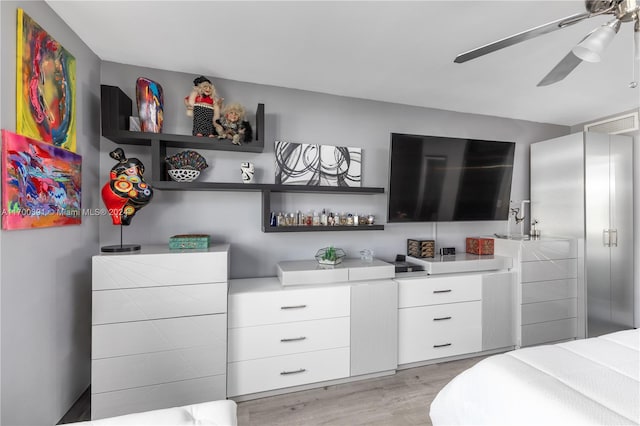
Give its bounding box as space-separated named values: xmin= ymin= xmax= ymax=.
xmin=280 ymin=368 xmax=306 ymax=375
xmin=281 ymin=305 xmax=307 ymax=310
xmin=433 ymin=316 xmax=452 ymax=321
xmin=434 ymin=343 xmax=452 ymax=348
xmin=433 ymin=289 xmax=452 ymax=294
xmin=281 ymin=337 xmax=307 ymax=342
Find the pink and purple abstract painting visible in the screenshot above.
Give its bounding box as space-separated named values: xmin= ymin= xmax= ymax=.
xmin=1 ymin=130 xmax=81 ymax=230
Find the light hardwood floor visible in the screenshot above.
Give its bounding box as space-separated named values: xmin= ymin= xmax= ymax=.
xmin=59 ymin=355 xmax=486 ymax=425
xmin=236 ymin=355 xmax=486 ymax=426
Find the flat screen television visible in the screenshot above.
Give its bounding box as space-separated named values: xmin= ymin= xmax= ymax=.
xmin=388 ymin=133 xmax=515 ymax=222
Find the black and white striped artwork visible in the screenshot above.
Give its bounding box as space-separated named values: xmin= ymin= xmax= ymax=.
xmin=274 ymin=141 xmax=362 ymax=187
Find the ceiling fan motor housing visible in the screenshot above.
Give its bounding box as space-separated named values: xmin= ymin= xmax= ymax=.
xmin=585 ymin=0 xmax=620 ymax=14
xmin=615 ymin=0 xmax=639 ymax=22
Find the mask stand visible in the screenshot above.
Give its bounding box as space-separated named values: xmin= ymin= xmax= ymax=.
xmin=101 ymin=224 xmax=141 ymax=253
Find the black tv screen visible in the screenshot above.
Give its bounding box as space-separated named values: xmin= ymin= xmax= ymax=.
xmin=388 ymin=133 xmax=515 ymax=222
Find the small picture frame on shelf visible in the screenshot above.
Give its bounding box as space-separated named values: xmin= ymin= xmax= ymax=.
xmin=129 ymin=117 xmax=141 ymax=132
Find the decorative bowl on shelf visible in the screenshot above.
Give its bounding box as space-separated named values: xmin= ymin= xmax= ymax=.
xmin=168 ymin=169 xmax=200 ymax=182
xmin=315 ymin=246 xmax=346 ymax=266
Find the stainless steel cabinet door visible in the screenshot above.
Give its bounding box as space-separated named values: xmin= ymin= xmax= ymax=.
xmin=609 ymin=135 xmax=634 ymax=330
xmin=585 ymin=133 xmax=634 ymax=336
xmin=585 ymin=133 xmax=613 ymax=337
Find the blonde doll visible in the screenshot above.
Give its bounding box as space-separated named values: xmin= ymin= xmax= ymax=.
xmin=215 ymin=103 xmax=252 ymax=145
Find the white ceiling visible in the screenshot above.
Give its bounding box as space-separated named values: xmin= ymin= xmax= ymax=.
xmin=47 ymin=0 xmax=639 ymax=126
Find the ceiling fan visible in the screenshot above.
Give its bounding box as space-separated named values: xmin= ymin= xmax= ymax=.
xmin=454 ymin=0 xmax=640 ymax=87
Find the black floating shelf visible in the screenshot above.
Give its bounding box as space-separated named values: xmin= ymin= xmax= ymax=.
xmin=264 ymin=225 xmax=385 ymax=233
xmin=152 ymin=181 xmax=385 ymax=194
xmin=102 ymin=131 xmax=265 ymax=153
xmin=101 ymin=84 xmax=384 ymax=233
xmin=100 ymin=85 xmax=265 ymax=153
xmin=152 ymin=181 xmax=265 ymax=191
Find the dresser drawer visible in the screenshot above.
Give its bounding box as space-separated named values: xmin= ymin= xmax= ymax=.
xmin=92 ymin=250 xmax=228 ymax=290
xmin=228 ymin=317 xmax=350 ymax=362
xmin=397 ymin=275 xmax=482 ymax=308
xmin=229 ymin=285 xmax=350 ymax=328
xmin=522 ymin=279 xmax=577 ymax=304
xmin=520 ymin=240 xmax=577 ymax=262
xmin=93 ymin=283 xmax=227 ymax=325
xmin=521 ymin=318 xmax=577 ymax=347
xmin=522 ymin=298 xmax=577 ymax=325
xmin=398 ymin=301 xmax=482 ymax=364
xmin=91 ymin=375 xmax=226 ymax=420
xmin=92 ymin=344 xmax=226 ymax=393
xmin=521 ymin=259 xmax=577 ymax=283
xmin=227 ymin=347 xmax=350 ymax=397
xmin=92 ymin=314 xmax=226 ymax=359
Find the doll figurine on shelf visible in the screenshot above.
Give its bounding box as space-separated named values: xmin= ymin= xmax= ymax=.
xmin=184 ymin=76 xmax=223 ymax=137
xmin=215 ymin=103 xmax=253 ymax=145
xmin=101 ymin=148 xmax=153 ymax=226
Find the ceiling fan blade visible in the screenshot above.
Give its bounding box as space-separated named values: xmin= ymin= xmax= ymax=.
xmin=537 ymin=51 xmax=583 ymax=86
xmin=454 ymin=12 xmax=591 ymax=63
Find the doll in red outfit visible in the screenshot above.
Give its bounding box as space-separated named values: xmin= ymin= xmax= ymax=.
xmin=184 ymin=76 xmax=222 ymax=137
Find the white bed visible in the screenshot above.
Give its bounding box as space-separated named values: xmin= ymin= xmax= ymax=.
xmin=74 ymin=400 xmax=237 ymax=425
xmin=430 ymin=328 xmax=639 ymax=425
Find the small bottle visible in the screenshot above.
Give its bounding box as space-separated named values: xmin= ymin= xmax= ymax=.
xmin=270 ymin=212 xmax=277 ymax=227
xmin=306 ymin=212 xmax=313 ymax=226
xmin=346 ymin=214 xmax=354 ymax=226
xmin=321 ymin=209 xmax=328 ymax=226
xmin=312 ymin=211 xmax=320 ymax=226
xmin=353 ymin=213 xmax=359 ymax=226
xmin=277 ymin=212 xmax=284 ymax=227
xmin=328 ymin=213 xmax=335 ymax=226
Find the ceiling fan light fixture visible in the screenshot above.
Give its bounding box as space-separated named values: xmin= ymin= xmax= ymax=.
xmin=572 ymin=18 xmax=622 ymax=62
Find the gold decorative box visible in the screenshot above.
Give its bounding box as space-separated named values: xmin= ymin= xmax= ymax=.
xmin=407 ymin=239 xmax=435 ymax=258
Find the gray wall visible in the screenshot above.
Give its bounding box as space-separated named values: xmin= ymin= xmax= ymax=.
xmin=101 ymin=62 xmax=570 ymax=278
xmin=571 ymin=109 xmax=640 ymax=328
xmin=0 ymin=2 xmax=100 ymax=425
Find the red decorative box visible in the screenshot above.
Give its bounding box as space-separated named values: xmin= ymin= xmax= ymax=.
xmin=466 ymin=237 xmax=494 ymax=255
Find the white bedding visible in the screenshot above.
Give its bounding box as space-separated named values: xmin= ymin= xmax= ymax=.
xmin=74 ymin=400 xmax=237 ymax=425
xmin=430 ymin=329 xmax=640 ymax=425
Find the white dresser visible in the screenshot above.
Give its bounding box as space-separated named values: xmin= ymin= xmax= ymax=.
xmin=396 ymin=269 xmax=514 ymax=365
xmin=227 ymin=278 xmax=352 ymax=397
xmin=227 ymin=259 xmax=397 ymax=398
xmin=397 ymin=273 xmax=483 ymax=364
xmin=494 ymin=237 xmax=580 ymax=347
xmin=91 ymin=245 xmax=230 ymax=419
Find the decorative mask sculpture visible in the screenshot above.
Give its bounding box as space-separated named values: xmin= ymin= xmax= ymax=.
xmin=101 ymin=148 xmax=153 ymax=226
